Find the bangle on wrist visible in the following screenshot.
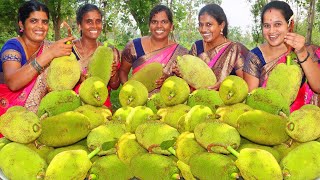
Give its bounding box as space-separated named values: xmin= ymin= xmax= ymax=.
xmin=297 ymin=51 xmax=310 ymax=64
xmin=30 ymin=58 xmax=44 ymax=74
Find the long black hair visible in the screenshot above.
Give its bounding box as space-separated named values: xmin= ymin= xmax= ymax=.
xmin=261 ymin=1 xmax=293 ymax=24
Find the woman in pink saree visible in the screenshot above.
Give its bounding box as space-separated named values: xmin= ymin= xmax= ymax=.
xmin=243 ymin=1 xmax=320 ymax=111
xmin=189 ymin=4 xmax=250 ymax=90
xmin=0 ymin=1 xmax=74 ymax=118
xmin=120 ymin=5 xmax=188 ymax=93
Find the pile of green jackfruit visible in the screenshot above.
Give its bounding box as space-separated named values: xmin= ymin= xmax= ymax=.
xmin=0 ymin=54 xmax=320 ymax=180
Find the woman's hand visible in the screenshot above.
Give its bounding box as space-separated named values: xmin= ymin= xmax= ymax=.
xmin=284 ymin=32 xmax=305 ymax=54
xmin=172 ymin=63 xmax=182 ymax=77
xmin=111 ymin=60 xmax=118 ymax=77
xmin=45 ymin=36 xmax=75 ymax=60
xmin=155 ymin=75 xmax=168 ymax=89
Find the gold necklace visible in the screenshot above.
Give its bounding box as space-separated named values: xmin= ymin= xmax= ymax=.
xmin=149 ymin=36 xmax=169 ymax=53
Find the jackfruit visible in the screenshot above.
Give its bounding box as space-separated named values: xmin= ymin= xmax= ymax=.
xmin=238 ymin=143 xmax=281 ymax=162
xmin=126 ymin=106 xmax=159 ymax=133
xmin=47 ymin=53 xmax=81 ymax=91
xmin=0 ymin=107 xmax=41 ymax=143
xmin=183 ymin=105 xmax=213 ymax=132
xmin=119 ymin=80 xmax=148 ymax=107
xmin=0 ymin=137 xmax=11 ymax=150
xmin=160 ymin=76 xmax=190 ymax=106
xmin=38 ymin=111 xmax=91 ymax=147
xmin=25 ymin=142 xmax=54 ymax=161
xmin=219 ymin=75 xmax=248 ymax=105
xmin=273 ymin=139 xmax=301 ymax=161
xmin=87 ymin=43 xmax=114 ymax=85
xmin=46 ymin=144 xmax=89 ymax=164
xmin=280 ymin=141 xmax=320 ymax=180
xmin=157 ymin=104 xmax=191 ymax=129
xmin=0 ymin=142 xmax=47 ymax=180
xmin=215 ymin=103 xmax=252 ymax=128
xmin=194 ymin=120 xmax=240 ymax=154
xmin=146 ymin=92 xmax=167 ymax=113
xmin=176 ymin=54 xmax=216 ymax=89
xmin=79 ymin=76 xmax=108 ymax=106
xmin=110 ymin=106 xmax=133 ymax=121
xmin=245 ymin=88 xmax=290 ymax=116
xmin=237 ymin=110 xmax=289 ymax=145
xmin=37 ymin=90 xmax=81 ymax=118
xmin=130 ymin=62 xmax=163 ymax=92
xmin=177 ymin=160 xmax=196 ymax=180
xmin=187 ymin=89 xmax=223 ymax=112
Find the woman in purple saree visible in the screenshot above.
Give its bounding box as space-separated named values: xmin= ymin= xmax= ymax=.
xmin=120 ymin=5 xmax=188 ymax=93
xmin=0 ymin=1 xmax=74 ymax=117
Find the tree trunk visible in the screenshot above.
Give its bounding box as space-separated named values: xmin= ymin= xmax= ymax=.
xmin=306 ymin=0 xmax=316 ymax=44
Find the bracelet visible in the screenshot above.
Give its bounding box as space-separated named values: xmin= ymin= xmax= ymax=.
xmin=297 ymin=51 xmax=310 ymax=64
xmin=30 ymin=58 xmax=44 ymax=74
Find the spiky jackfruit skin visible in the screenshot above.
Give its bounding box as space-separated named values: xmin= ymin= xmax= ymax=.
xmin=286 ymin=108 xmax=320 ymax=142
xmin=219 ymin=75 xmax=248 ymax=105
xmin=46 ymin=144 xmax=89 ymax=164
xmin=87 ymin=44 xmax=114 ymax=85
xmin=89 ymin=155 xmax=133 ymax=180
xmin=111 ymin=106 xmax=133 ymax=121
xmin=74 ymin=104 xmax=112 ymax=129
xmin=130 ymin=153 xmax=180 ymax=180
xmin=194 ymin=120 xmax=240 ymax=154
xmin=119 ymin=80 xmax=148 ymax=107
xmin=160 ymin=76 xmax=190 ymax=106
xmin=24 ymin=143 xmax=54 ymax=161
xmin=44 ymin=150 xmax=92 ymax=180
xmin=273 ymin=139 xmax=301 ymax=161
xmin=38 ymin=111 xmax=91 ymax=147
xmin=280 ymin=141 xmax=320 ymax=180
xmin=130 ymin=62 xmax=163 ymax=92
xmin=187 ymin=89 xmax=223 ymax=112
xmin=176 ymin=54 xmax=217 ymax=89
xmin=0 ymin=107 xmax=41 ymax=143
xmin=175 ymin=132 xmax=206 ymax=164
xmin=37 ymin=90 xmax=81 ymax=117
xmin=79 ymin=76 xmax=108 ymax=106
xmin=237 ymin=110 xmax=289 ymax=145
xmin=146 ymin=92 xmax=167 ymax=113
xmin=135 ymin=121 xmax=180 ymax=155
xmin=300 ymin=104 xmax=320 ymax=110
xmin=238 ymin=143 xmax=281 ymax=162
xmin=87 ymin=121 xmax=126 ymax=155
xmin=189 ymin=152 xmax=239 ymax=180
xmin=0 ymin=142 xmax=47 ymax=180
xmin=266 ymin=63 xmax=303 ymax=106
xmin=47 ymin=53 xmax=81 ymax=91
xmin=116 ymin=133 xmax=147 ymax=164
xmin=157 ymin=104 xmax=191 ymax=129
xmin=245 ymin=88 xmax=290 ymax=116
xmin=177 ymin=160 xmax=196 ymax=180
xmin=184 ymin=105 xmax=213 ymax=132
xmin=126 ymin=106 xmax=156 ymax=133
xmin=215 ymin=103 xmax=253 ymax=128
xmin=236 ymin=148 xmax=283 ymax=180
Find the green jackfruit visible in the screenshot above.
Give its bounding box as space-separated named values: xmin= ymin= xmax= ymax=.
xmin=273 ymin=139 xmax=301 ymax=161
xmin=215 ymin=103 xmax=253 ymax=128
xmin=146 ymin=92 xmax=167 ymax=113
xmin=0 ymin=142 xmax=47 ymax=180
xmin=130 ymin=62 xmax=163 ymax=92
xmin=160 ymin=76 xmax=190 ymax=106
xmin=135 ymin=121 xmax=180 ymax=155
xmin=126 ymin=106 xmax=159 ymax=133
xmin=0 ymin=107 xmax=41 ymax=143
xmin=38 ymin=111 xmax=91 ymax=147
xmin=37 ymin=90 xmax=81 ymax=118
xmin=237 ymin=110 xmax=289 ymax=145
xmin=116 ymin=133 xmax=148 ymax=165
xmin=130 ymin=153 xmax=180 ymax=180
xmin=88 ymin=154 xmax=133 ymax=180
xmin=280 ymin=141 xmax=320 ymax=180
xmin=87 ymin=44 xmax=114 ymax=85
xmin=157 ymin=104 xmax=191 ymax=129
xmin=183 ymin=105 xmax=213 ymax=132
xmin=25 ymin=142 xmax=54 ymax=161
xmin=238 ymin=143 xmax=281 ymax=162
xmin=176 ymin=54 xmax=216 ymax=89
xmin=187 ymin=89 xmax=223 ymax=112
xmin=47 ymin=52 xmax=81 ymax=91
xmin=300 ymin=104 xmax=320 ymax=110
xmin=175 ymin=132 xmax=206 ymax=164
xmin=79 ymin=76 xmax=108 ymax=106
xmin=219 ymin=75 xmax=248 ymax=105
xmin=286 ymin=108 xmax=320 ymax=142
xmin=74 ymin=104 xmax=112 ymax=129
xmin=110 ymin=106 xmax=133 ymax=121
xmin=46 ymin=144 xmax=89 ymax=164
xmin=245 ymin=88 xmax=290 ymax=116
xmin=189 ymin=152 xmax=239 ymax=180
xmin=194 ymin=120 xmax=240 ymax=154
xmin=177 ymin=160 xmax=196 ymax=180
xmin=87 ymin=121 xmax=126 ymax=155
xmin=266 ymin=60 xmax=303 ymax=106
xmin=0 ymin=137 xmax=11 ymax=150
xmin=119 ymin=80 xmax=148 ymax=107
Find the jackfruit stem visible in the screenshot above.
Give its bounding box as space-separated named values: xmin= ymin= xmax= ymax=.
xmin=168 ymin=147 xmax=176 ymax=156
xmin=33 ymin=124 xmax=40 ymax=132
xmin=227 ymin=146 xmax=239 ymax=158
xmin=278 ymin=111 xmax=287 ymax=118
xmin=230 ymin=173 xmax=239 ymax=179
xmin=227 ymin=92 xmax=233 ymax=100
xmin=88 ymin=174 xmax=97 ymax=180
xmin=88 ymin=147 xmax=101 ymax=159
xmin=40 ymin=112 xmax=48 ymax=120
xmin=171 ymin=174 xmax=180 ymax=179
xmin=94 ymin=93 xmax=101 ymax=101
xmin=286 ymin=54 xmax=291 ymax=65
xmin=287 ymin=122 xmax=295 ymax=131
